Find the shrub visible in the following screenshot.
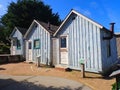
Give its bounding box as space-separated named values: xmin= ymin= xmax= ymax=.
xmin=112 ymin=82 xmax=116 ymax=90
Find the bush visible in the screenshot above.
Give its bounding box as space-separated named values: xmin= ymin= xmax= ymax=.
xmin=0 ymin=45 xmax=10 ymax=54
xmin=112 ymin=82 xmax=116 ymax=90
xmin=112 ymin=82 xmax=120 ymax=90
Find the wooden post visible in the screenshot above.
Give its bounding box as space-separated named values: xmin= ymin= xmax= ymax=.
xmin=116 ymin=76 xmax=120 ymax=90
xmin=36 ymin=55 xmax=41 ymax=67
xmin=109 ymin=69 xmax=120 ymax=90
xmin=81 ymin=63 xmax=85 ymax=78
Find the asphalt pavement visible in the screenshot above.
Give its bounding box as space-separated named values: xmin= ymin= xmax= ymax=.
xmin=0 ymin=75 xmax=92 ymax=90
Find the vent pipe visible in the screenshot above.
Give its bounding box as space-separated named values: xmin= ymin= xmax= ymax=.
xmin=103 ymin=23 xmax=115 ymax=40
xmin=110 ymin=23 xmax=115 ymax=33
xmin=48 ymin=22 xmax=51 ymax=30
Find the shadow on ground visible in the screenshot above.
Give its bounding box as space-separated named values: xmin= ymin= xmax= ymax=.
xmin=84 ymin=75 xmax=113 ymax=80
xmin=0 ymin=78 xmax=85 ymax=90
xmin=0 ymin=68 xmax=6 ymax=70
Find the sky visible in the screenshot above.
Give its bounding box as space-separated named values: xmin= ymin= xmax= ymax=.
xmin=0 ymin=0 xmax=120 ymax=32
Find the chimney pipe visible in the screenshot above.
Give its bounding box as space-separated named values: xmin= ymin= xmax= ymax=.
xmin=48 ymin=22 xmax=51 ymax=30
xmin=103 ymin=22 xmax=115 ymax=40
xmin=110 ymin=22 xmax=115 ymax=34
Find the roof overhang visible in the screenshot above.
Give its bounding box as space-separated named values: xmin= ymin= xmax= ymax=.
xmin=9 ymin=27 xmax=18 ymax=39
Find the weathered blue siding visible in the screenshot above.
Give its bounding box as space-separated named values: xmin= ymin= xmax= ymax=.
xmin=11 ymin=29 xmax=24 ymax=55
xmin=26 ymin=23 xmax=51 ymax=64
xmin=57 ymin=14 xmax=102 ymax=73
xmin=100 ymin=30 xmax=117 ymax=72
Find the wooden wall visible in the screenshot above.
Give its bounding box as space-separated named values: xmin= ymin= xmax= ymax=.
xmin=100 ymin=31 xmax=117 ymax=72
xmin=56 ymin=14 xmax=102 ymax=72
xmin=26 ymin=23 xmax=51 ymax=65
xmin=52 ymin=38 xmax=59 ymax=65
xmin=116 ymin=36 xmax=120 ymax=58
xmin=11 ymin=29 xmax=24 ymax=55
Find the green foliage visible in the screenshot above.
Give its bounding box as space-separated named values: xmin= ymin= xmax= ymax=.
xmin=112 ymin=82 xmax=116 ymax=90
xmin=0 ymin=44 xmax=10 ymax=54
xmin=1 ymin=0 xmax=61 ymax=34
xmin=0 ymin=0 xmax=61 ymax=54
xmin=112 ymin=82 xmax=120 ymax=90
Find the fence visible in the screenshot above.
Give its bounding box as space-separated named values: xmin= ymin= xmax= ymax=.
xmin=0 ymin=54 xmax=25 ymax=64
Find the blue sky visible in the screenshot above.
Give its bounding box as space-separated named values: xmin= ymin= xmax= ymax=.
xmin=0 ymin=0 xmax=120 ymax=32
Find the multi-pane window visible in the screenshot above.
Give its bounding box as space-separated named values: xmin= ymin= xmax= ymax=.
xmin=34 ymin=39 xmax=40 ymax=49
xmin=17 ymin=39 xmax=21 ymax=49
xmin=60 ymin=37 xmax=67 ymax=48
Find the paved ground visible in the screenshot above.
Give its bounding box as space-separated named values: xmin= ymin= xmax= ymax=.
xmin=0 ymin=75 xmax=91 ymax=90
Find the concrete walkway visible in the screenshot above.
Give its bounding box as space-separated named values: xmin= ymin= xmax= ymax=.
xmin=0 ymin=75 xmax=92 ymax=90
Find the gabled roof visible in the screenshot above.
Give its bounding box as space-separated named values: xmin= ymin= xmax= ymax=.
xmin=24 ymin=20 xmax=58 ymax=38
xmin=37 ymin=20 xmax=58 ymax=34
xmin=10 ymin=27 xmax=27 ymax=38
xmin=17 ymin=27 xmax=28 ymax=36
xmin=54 ymin=9 xmax=103 ymax=36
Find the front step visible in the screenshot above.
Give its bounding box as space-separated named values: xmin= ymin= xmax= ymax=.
xmin=55 ymin=64 xmax=68 ymax=71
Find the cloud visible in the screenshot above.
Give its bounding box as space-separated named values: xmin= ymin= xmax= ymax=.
xmin=73 ymin=6 xmax=91 ymax=17
xmin=83 ymin=10 xmax=91 ymax=16
xmin=0 ymin=4 xmax=7 ymax=17
xmin=90 ymin=1 xmax=98 ymax=9
xmin=100 ymin=0 xmax=120 ymax=32
xmin=0 ymin=4 xmax=2 ymax=9
xmin=105 ymin=8 xmax=120 ymax=32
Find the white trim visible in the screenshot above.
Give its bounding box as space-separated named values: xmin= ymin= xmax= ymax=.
xmin=10 ymin=27 xmax=19 ymax=38
xmin=60 ymin=36 xmax=68 ymax=49
xmin=54 ymin=9 xmax=103 ymax=36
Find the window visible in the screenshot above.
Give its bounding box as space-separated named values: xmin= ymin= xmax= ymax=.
xmin=34 ymin=39 xmax=40 ymax=49
xmin=28 ymin=42 xmax=32 ymax=49
xmin=60 ymin=37 xmax=67 ymax=48
xmin=17 ymin=40 xmax=21 ymax=49
xmin=107 ymin=40 xmax=111 ymax=57
xmin=13 ymin=40 xmax=15 ymax=46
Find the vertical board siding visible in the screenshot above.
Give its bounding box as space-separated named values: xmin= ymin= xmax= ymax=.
xmin=101 ymin=30 xmax=117 ymax=71
xmin=97 ymin=27 xmax=102 ymax=71
xmin=26 ymin=23 xmax=51 ymax=64
xmin=116 ymin=37 xmax=120 ymax=57
xmin=52 ymin=38 xmax=59 ymax=65
xmin=12 ymin=29 xmax=24 ymax=55
xmin=58 ymin=15 xmax=102 ymax=72
xmin=25 ymin=41 xmax=28 ymax=61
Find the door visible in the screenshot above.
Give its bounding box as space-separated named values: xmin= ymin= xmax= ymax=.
xmin=28 ymin=41 xmax=32 ymax=61
xmin=60 ymin=36 xmax=68 ymax=65
xmin=12 ymin=40 xmax=16 ymax=55
xmin=61 ymin=52 xmax=68 ymax=64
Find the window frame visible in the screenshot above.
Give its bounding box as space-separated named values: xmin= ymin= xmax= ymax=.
xmin=60 ymin=36 xmax=67 ymax=49
xmin=28 ymin=41 xmax=32 ymax=49
xmin=17 ymin=39 xmax=21 ymax=49
xmin=33 ymin=39 xmax=40 ymax=49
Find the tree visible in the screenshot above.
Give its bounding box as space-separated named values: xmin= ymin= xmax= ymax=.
xmin=1 ymin=0 xmax=61 ymax=34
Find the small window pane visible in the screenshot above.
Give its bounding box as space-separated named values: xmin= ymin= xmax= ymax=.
xmin=61 ymin=37 xmax=66 ymax=48
xmin=17 ymin=40 xmax=21 ymax=49
xmin=13 ymin=41 xmax=15 ymax=46
xmin=34 ymin=39 xmax=40 ymax=49
xmin=29 ymin=42 xmax=32 ymax=49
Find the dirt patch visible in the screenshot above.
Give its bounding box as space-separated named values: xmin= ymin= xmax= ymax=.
xmin=0 ymin=62 xmax=115 ymax=90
